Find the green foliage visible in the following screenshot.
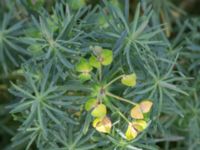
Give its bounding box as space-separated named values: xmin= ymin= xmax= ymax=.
xmin=0 ymin=12 xmax=29 ymax=75
xmin=0 ymin=0 xmax=200 ymax=149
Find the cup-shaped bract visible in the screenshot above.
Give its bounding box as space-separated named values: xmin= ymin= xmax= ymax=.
xmin=121 ymin=73 xmax=137 ymax=87
xmin=132 ymin=120 xmax=147 ymax=132
xmin=90 ymin=48 xmax=113 ymax=67
xmin=140 ymin=100 xmax=153 ymax=113
xmin=130 ymin=105 xmax=144 ymax=119
xmin=85 ymin=98 xmax=98 ymax=111
xmin=76 ymin=58 xmax=93 ymax=73
xmin=91 ymin=104 xmax=107 ymax=118
xmin=76 ymin=58 xmax=93 ymax=81
xmin=125 ymin=123 xmax=138 ymax=140
xmin=89 ymin=55 xmax=101 ymax=68
xmin=131 ymin=100 xmax=153 ymax=119
xmin=101 ymin=49 xmax=113 ymax=66
xmin=79 ymin=73 xmax=91 ymax=81
xmin=92 ymin=116 xmax=112 ymax=133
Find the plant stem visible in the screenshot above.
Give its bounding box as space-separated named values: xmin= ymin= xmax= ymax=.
xmin=104 ymin=75 xmax=123 ymax=88
xmin=99 ymin=64 xmax=102 ymax=81
xmin=106 ymin=92 xmax=137 ymax=106
xmin=106 ymin=100 xmax=130 ymax=123
xmin=117 ymin=109 xmax=130 ymax=123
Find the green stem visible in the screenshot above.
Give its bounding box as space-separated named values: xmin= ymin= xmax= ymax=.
xmin=99 ymin=64 xmax=102 ymax=81
xmin=117 ymin=109 xmax=130 ymax=123
xmin=104 ymin=75 xmax=123 ymax=88
xmin=106 ymin=92 xmax=137 ymax=106
xmin=106 ymin=99 xmax=130 ymax=123
xmin=26 ymin=127 xmax=40 ymax=132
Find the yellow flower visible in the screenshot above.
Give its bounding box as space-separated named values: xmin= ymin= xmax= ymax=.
xmin=121 ymin=73 xmax=137 ymax=87
xmin=101 ymin=50 xmax=113 ymax=66
xmin=85 ymin=99 xmax=98 ymax=111
xmin=132 ymin=120 xmax=147 ymax=132
xmin=125 ymin=123 xmax=138 ymax=140
xmin=76 ymin=58 xmax=93 ymax=81
xmin=89 ymin=49 xmax=113 ymax=68
xmin=76 ymin=58 xmax=92 ymax=73
xmin=125 ymin=120 xmax=148 ymax=140
xmin=92 ymin=116 xmax=112 ymax=133
xmin=130 ymin=100 xmax=153 ymax=119
xmin=91 ymin=104 xmax=107 ymax=118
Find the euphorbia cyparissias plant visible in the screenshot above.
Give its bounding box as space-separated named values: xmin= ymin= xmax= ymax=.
xmin=3 ymin=1 xmax=195 ymax=149
xmin=76 ymin=46 xmax=154 ymax=140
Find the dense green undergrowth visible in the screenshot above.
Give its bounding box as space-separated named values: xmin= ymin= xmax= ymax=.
xmin=0 ymin=0 xmax=200 ymax=150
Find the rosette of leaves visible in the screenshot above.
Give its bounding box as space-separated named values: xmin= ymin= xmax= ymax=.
xmin=98 ymin=2 xmax=164 ymax=71
xmin=25 ymin=3 xmax=91 ymax=77
xmin=176 ymin=19 xmax=200 ymax=150
xmin=141 ymin=0 xmax=185 ymax=37
xmin=0 ymin=12 xmax=29 ymax=75
xmin=183 ymin=98 xmax=200 ymax=149
xmin=124 ymin=54 xmax=189 ymax=117
xmin=9 ymin=62 xmax=84 ymax=149
xmin=177 ymin=76 xmax=200 ymax=149
xmin=43 ymin=124 xmax=108 ymax=149
xmin=181 ymin=18 xmax=200 ymax=72
xmin=118 ymin=54 xmax=191 ymax=149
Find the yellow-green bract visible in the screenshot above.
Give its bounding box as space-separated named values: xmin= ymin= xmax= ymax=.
xmin=91 ymin=104 xmax=107 ymax=118
xmin=121 ymin=73 xmax=137 ymax=87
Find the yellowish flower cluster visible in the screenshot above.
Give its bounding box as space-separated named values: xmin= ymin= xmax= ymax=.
xmin=76 ymin=46 xmax=153 ymax=140
xmin=126 ymin=100 xmax=153 ymax=140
